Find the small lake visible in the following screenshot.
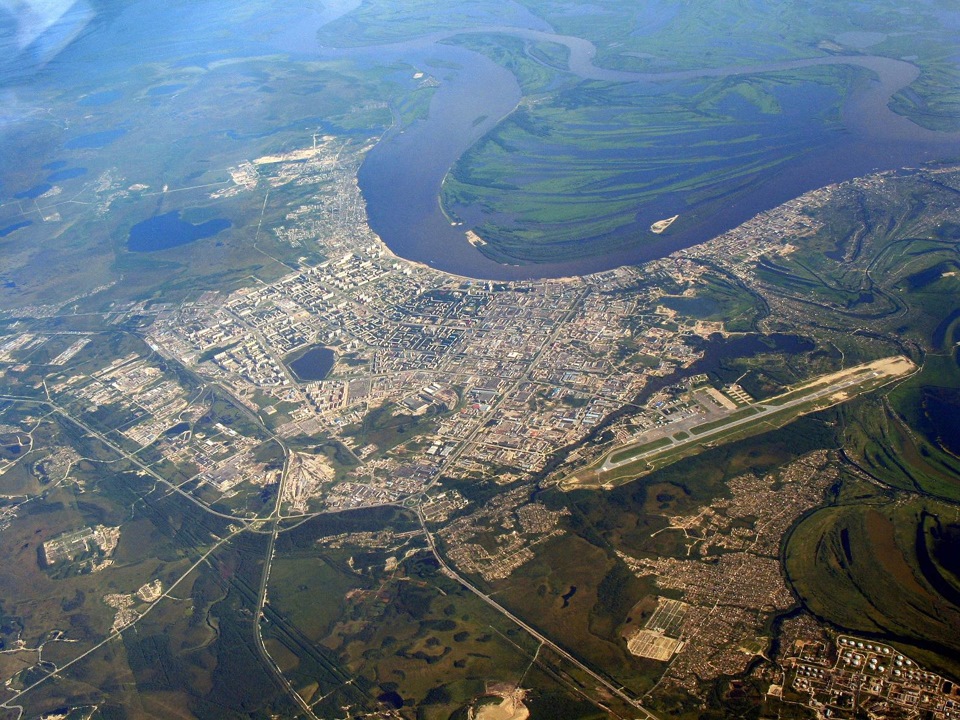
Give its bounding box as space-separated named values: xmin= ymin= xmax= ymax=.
xmin=46 ymin=167 xmax=88 ymax=182
xmin=64 ymin=129 xmax=127 ymax=150
xmin=0 ymin=220 xmax=33 ymax=237
xmin=660 ymin=295 xmax=721 ymax=319
xmin=14 ymin=183 xmax=52 ymax=199
xmin=127 ymin=211 xmax=231 ymax=252
xmin=287 ymin=345 xmax=336 ymax=382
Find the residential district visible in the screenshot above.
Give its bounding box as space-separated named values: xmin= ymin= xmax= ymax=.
xmin=137 ymin=136 xmax=840 ymax=521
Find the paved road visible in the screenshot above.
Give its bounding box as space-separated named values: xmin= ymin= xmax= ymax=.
xmin=0 ymin=394 xmax=251 ymax=522
xmin=417 ymin=510 xmax=661 ymax=720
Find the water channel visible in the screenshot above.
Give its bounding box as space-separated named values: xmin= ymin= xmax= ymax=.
xmin=311 ymin=13 xmax=960 ymax=280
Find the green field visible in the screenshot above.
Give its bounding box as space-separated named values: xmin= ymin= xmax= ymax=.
xmin=738 ymin=167 xmax=960 ymax=684
xmin=608 ymin=436 xmax=672 ymax=465
xmin=566 ymin=356 xmax=912 ymax=490
xmin=266 ymin=512 xmax=621 ymax=720
xmin=442 ymin=66 xmax=847 ymax=262
xmin=0 ymin=55 xmax=427 ymax=312
xmin=319 ymin=0 xmax=960 ymax=135
xmin=4 ymin=3 xmax=960 ymax=717
xmin=784 ymin=497 xmax=960 ymax=680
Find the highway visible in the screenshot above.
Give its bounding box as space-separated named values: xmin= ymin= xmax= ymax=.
xmin=0 ymin=393 xmax=253 ymax=522
xmin=417 ymin=510 xmax=661 ymax=720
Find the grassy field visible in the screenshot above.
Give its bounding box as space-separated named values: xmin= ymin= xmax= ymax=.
xmin=315 ymin=0 xmax=960 ymax=264
xmin=741 ymin=167 xmax=960 ymax=685
xmin=0 ymin=52 xmax=427 ymax=314
xmin=657 ymin=271 xmax=764 ymax=332
xmin=266 ymin=513 xmax=622 ymax=720
xmin=442 ymin=65 xmax=846 ymax=262
xmin=565 ymin=357 xmax=913 ymax=490
xmin=475 ymin=532 xmax=663 ymax=695
xmin=318 ymin=0 xmax=960 ymax=135
xmin=4 ymin=6 xmax=960 ymax=714
xmin=608 ymin=436 xmax=672 ymax=465
xmin=0 ymin=411 xmax=280 ymax=718
xmin=784 ymin=496 xmax=960 ymax=680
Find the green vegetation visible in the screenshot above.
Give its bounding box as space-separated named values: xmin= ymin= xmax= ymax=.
xmin=747 ymin=168 xmax=960 ymax=682
xmin=4 ymin=3 xmax=960 ymax=716
xmin=0 ymin=55 xmax=428 ymax=312
xmin=318 ymin=0 xmax=959 ymax=140
xmin=785 ymin=497 xmax=960 ymax=680
xmin=340 ymin=401 xmax=449 ymax=458
xmin=886 ymin=44 xmax=960 ymax=132
xmin=268 ymin=517 xmax=613 ymax=719
xmin=658 ymin=271 xmax=763 ymax=332
xmin=689 ymin=406 xmax=759 ymax=435
xmin=608 ymin=436 xmax=672 ymax=465
xmin=317 ymin=0 xmax=960 ymax=265
xmin=0 ymin=415 xmax=286 ymax=717
xmin=445 ymin=34 xmax=575 ymax=95
xmin=442 ymin=65 xmax=845 ymax=262
xmin=469 ymin=532 xmax=661 ymax=694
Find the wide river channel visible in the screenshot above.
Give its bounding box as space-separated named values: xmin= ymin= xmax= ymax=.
xmin=314 ymin=17 xmax=960 ymax=280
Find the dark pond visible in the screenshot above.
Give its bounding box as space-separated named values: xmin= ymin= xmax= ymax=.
xmin=922 ymin=387 xmax=960 ymax=455
xmin=930 ymin=519 xmax=960 ymax=586
xmin=931 ymin=308 xmax=960 ymax=350
xmin=660 ymin=296 xmax=720 ymax=319
xmin=127 ymin=211 xmax=231 ymax=252
xmin=377 ymin=691 xmax=404 ymax=709
xmin=287 ymin=345 xmax=335 ymax=382
xmin=561 ymin=585 xmax=578 ymax=608
xmin=906 ymin=264 xmax=949 ymax=291
xmin=46 ymin=167 xmax=88 ymax=182
xmin=64 ymin=129 xmax=127 ymax=149
xmin=165 ymin=422 xmax=191 ymax=436
xmin=0 ymin=221 xmax=33 ymax=237
xmin=627 ymin=332 xmax=815 ymax=406
xmin=14 ymin=184 xmax=52 ymax=199
xmin=916 ymin=512 xmax=960 ymax=608
xmin=689 ymin=333 xmax=815 ymax=379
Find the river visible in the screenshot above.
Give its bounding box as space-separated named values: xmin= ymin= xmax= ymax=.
xmin=309 ymin=18 xmax=960 ymax=280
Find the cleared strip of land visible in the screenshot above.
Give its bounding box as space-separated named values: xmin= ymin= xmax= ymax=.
xmin=561 ymin=356 xmax=916 ymax=490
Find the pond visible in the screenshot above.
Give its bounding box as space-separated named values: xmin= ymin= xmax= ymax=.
xmin=287 ymin=345 xmax=335 ymax=382
xmin=64 ymin=128 xmax=127 ymax=149
xmin=127 ymin=210 xmax=231 ymax=252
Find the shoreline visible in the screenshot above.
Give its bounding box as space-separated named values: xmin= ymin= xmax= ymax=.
xmin=344 ymin=26 xmax=960 ymax=281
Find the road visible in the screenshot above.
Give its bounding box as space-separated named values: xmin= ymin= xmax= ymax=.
xmin=414 ymin=288 xmax=588 ymax=501
xmin=417 ymin=510 xmax=661 ymax=720
xmin=0 ymin=394 xmax=252 ymax=522
xmin=0 ymin=527 xmax=247 ymax=718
